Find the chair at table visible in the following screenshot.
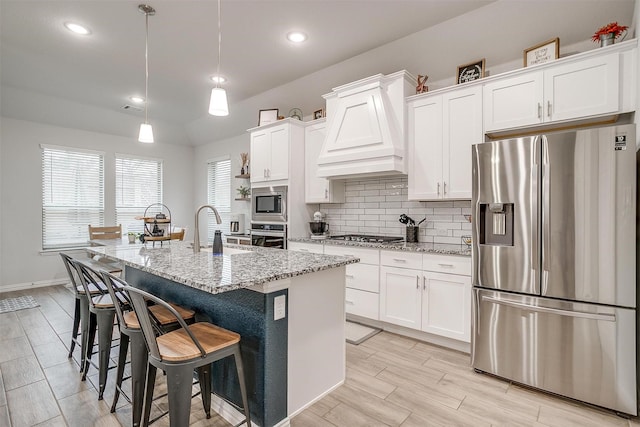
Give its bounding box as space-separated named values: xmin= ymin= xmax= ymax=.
xmin=124 ymin=286 xmax=252 ymax=427
xmin=169 ymin=226 xmax=185 ymax=241
xmin=60 ymin=253 xmax=106 ymax=372
xmin=100 ymin=271 xmax=195 ymax=427
xmin=88 ymin=224 xmax=122 ymax=240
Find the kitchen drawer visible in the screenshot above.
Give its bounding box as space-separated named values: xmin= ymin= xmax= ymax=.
xmin=423 ymin=254 xmax=471 ymax=276
xmin=346 ymin=263 xmax=379 ymax=293
xmin=345 ymin=288 xmax=379 ymax=320
xmin=288 ymin=241 xmax=324 ymax=254
xmin=324 ymin=245 xmax=379 ymax=265
xmin=380 ymin=250 xmax=422 ymax=269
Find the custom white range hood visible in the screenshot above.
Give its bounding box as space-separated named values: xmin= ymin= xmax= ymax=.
xmin=317 ymin=70 xmax=415 ymax=179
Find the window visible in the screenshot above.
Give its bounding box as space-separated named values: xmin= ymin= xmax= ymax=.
xmin=41 ymin=145 xmax=104 ymax=249
xmin=115 ymin=155 xmax=163 ymax=234
xmin=207 ymin=158 xmax=231 ymax=240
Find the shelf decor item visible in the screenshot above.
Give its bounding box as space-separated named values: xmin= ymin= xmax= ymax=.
xmin=592 ymin=22 xmax=628 ymax=47
xmin=456 ymin=58 xmax=485 ymax=84
xmin=240 ymin=152 xmax=249 ymax=175
xmin=289 ymin=108 xmax=303 ymax=120
xmin=313 ymin=109 xmax=325 ymax=120
xmin=258 ymin=108 xmax=278 ymax=126
xmin=237 ymin=185 xmax=251 ymax=199
xmin=416 ymin=74 xmax=429 ymax=94
xmin=523 ymin=38 xmax=559 ymax=67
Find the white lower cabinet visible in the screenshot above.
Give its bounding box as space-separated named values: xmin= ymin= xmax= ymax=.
xmin=380 ymin=251 xmax=472 ymax=343
xmin=324 ymin=245 xmax=380 ymax=320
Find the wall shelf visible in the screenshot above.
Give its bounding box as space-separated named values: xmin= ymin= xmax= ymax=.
xmin=235 ymin=197 xmax=250 ymax=201
xmin=235 ymin=174 xmax=250 ymax=179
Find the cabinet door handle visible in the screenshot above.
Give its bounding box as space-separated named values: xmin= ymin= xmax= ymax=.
xmin=325 ymin=189 xmax=328 ymax=199
xmin=416 ymin=275 xmax=419 ymax=289
xmin=437 ymin=182 xmax=440 ymax=195
xmin=537 ymin=103 xmax=542 ymax=119
xmin=423 ymin=275 xmax=426 ymax=290
xmin=444 ymin=182 xmax=447 ymax=195
xmin=263 ymin=168 xmax=267 ymax=178
xmin=438 ymin=263 xmax=454 ymax=268
xmin=392 ymin=258 xmax=407 ymax=263
xmin=547 ymin=101 xmax=552 ymax=118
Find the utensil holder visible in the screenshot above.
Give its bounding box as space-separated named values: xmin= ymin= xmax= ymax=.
xmin=406 ymin=226 xmax=418 ymax=243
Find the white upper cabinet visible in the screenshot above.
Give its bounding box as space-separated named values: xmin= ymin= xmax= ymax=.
xmin=304 ymin=120 xmax=345 ymax=204
xmin=249 ymin=120 xmax=304 ymax=187
xmin=408 ymin=85 xmax=481 ymax=201
xmin=317 ymin=71 xmax=414 ymax=179
xmin=484 ymin=52 xmax=621 ymax=133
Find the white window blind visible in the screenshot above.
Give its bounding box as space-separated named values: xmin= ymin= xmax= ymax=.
xmin=115 ymin=156 xmax=163 ymax=234
xmin=207 ymin=158 xmax=231 ymax=240
xmin=42 ymin=146 xmax=104 ymax=249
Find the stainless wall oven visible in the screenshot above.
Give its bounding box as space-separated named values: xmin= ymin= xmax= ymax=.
xmin=252 ymin=186 xmax=287 ymax=223
xmin=251 ymin=223 xmax=287 ymax=249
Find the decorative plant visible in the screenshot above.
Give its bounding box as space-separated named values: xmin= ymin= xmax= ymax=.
xmin=592 ymin=22 xmax=628 ymax=42
xmin=237 ymin=185 xmax=251 ymax=198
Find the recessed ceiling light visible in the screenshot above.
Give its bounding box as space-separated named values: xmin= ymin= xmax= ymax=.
xmin=287 ymin=31 xmax=307 ymax=43
xmin=64 ymin=22 xmax=91 ymax=35
xmin=210 ymin=75 xmax=227 ymax=84
xmin=130 ymin=96 xmax=145 ymax=104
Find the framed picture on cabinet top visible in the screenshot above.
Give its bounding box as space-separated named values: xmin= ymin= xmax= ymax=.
xmin=258 ymin=109 xmax=279 ymax=126
xmin=313 ymin=109 xmax=325 ymax=120
xmin=524 ymin=37 xmax=560 ymax=67
xmin=456 ymin=58 xmax=485 ymax=84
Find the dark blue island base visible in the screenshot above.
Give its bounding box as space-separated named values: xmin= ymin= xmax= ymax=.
xmin=126 ymin=266 xmax=288 ymax=427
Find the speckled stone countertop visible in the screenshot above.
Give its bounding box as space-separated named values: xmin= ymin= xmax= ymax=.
xmin=288 ymin=237 xmax=471 ymax=257
xmin=87 ymin=241 xmax=359 ymax=294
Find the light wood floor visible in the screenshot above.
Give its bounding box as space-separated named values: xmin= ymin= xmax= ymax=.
xmin=0 ymin=285 xmax=638 ymax=427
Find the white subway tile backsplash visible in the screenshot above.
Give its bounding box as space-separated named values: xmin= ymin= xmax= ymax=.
xmin=318 ymin=176 xmax=471 ymax=241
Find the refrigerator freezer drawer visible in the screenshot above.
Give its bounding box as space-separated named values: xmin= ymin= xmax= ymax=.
xmin=472 ymin=288 xmax=637 ymax=415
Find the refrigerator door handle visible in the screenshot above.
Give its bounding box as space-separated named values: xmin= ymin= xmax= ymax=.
xmin=542 ymin=136 xmax=550 ymax=294
xmin=482 ymin=296 xmax=616 ymax=322
xmin=531 ymin=136 xmax=540 ymax=285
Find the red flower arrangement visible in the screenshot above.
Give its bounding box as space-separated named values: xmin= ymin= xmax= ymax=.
xmin=592 ymin=22 xmax=628 ymax=42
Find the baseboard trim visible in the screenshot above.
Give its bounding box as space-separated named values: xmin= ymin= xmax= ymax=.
xmin=287 ymin=379 xmax=344 ymax=419
xmin=0 ymin=278 xmax=68 ymax=294
xmin=210 ymin=394 xmax=291 ymax=427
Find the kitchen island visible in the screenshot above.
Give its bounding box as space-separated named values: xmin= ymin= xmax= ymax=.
xmin=87 ymin=241 xmax=358 ymax=427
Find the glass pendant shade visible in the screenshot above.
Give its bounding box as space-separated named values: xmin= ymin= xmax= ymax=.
xmin=138 ymin=122 xmax=154 ymax=143
xmin=209 ymin=87 xmax=229 ymax=116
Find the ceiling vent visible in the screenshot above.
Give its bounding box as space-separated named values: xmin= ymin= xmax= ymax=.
xmin=121 ymin=104 xmax=144 ymax=112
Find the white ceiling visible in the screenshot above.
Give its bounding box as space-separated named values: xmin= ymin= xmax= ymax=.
xmin=1 ymin=0 xmax=636 ymax=145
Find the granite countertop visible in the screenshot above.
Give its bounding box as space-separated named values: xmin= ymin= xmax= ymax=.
xmin=288 ymin=237 xmax=471 ymax=257
xmin=87 ymin=241 xmax=359 ymax=294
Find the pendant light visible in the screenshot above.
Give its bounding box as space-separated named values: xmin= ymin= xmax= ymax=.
xmin=138 ymin=4 xmax=155 ymax=143
xmin=208 ymin=0 xmax=229 ymax=116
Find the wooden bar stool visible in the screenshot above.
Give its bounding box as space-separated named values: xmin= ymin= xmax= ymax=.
xmin=73 ymin=259 xmax=119 ymax=400
xmin=124 ymin=286 xmax=251 ymax=427
xmin=60 ymin=253 xmax=106 ymax=372
xmin=100 ymin=271 xmax=195 ymax=427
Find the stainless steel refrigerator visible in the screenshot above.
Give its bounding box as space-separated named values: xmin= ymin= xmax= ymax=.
xmin=471 ymin=123 xmax=637 ymax=415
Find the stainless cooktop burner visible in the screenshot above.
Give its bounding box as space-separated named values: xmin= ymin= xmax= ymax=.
xmin=329 ymin=234 xmax=404 ymax=243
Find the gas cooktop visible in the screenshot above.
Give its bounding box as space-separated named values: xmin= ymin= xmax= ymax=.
xmin=329 ymin=234 xmax=404 ymax=243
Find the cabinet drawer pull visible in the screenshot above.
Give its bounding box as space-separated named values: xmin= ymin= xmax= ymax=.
xmin=392 ymin=258 xmax=407 ymax=263
xmin=438 ymin=263 xmax=454 ymax=268
xmin=345 ymin=274 xmax=355 ymax=279
xmin=346 ymin=300 xmax=355 ymax=305
xmin=343 ymin=253 xmax=355 ymax=257
xmin=299 ymin=249 xmax=309 ymax=252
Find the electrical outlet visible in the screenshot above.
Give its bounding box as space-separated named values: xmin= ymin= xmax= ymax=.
xmin=274 ymin=295 xmax=286 ymax=320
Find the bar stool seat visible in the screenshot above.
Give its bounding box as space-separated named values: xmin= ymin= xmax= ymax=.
xmin=101 ymin=271 xmax=196 ymax=427
xmin=124 ymin=286 xmax=251 ymax=427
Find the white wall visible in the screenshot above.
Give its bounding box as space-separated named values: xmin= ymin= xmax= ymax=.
xmin=193 ymin=133 xmax=252 ymax=243
xmin=0 ymin=117 xmax=194 ymax=289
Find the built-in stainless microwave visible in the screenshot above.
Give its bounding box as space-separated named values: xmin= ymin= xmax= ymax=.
xmin=252 ymin=186 xmax=287 ymax=222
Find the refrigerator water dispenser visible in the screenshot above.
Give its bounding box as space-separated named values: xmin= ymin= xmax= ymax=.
xmin=479 ymin=203 xmax=514 ymax=246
